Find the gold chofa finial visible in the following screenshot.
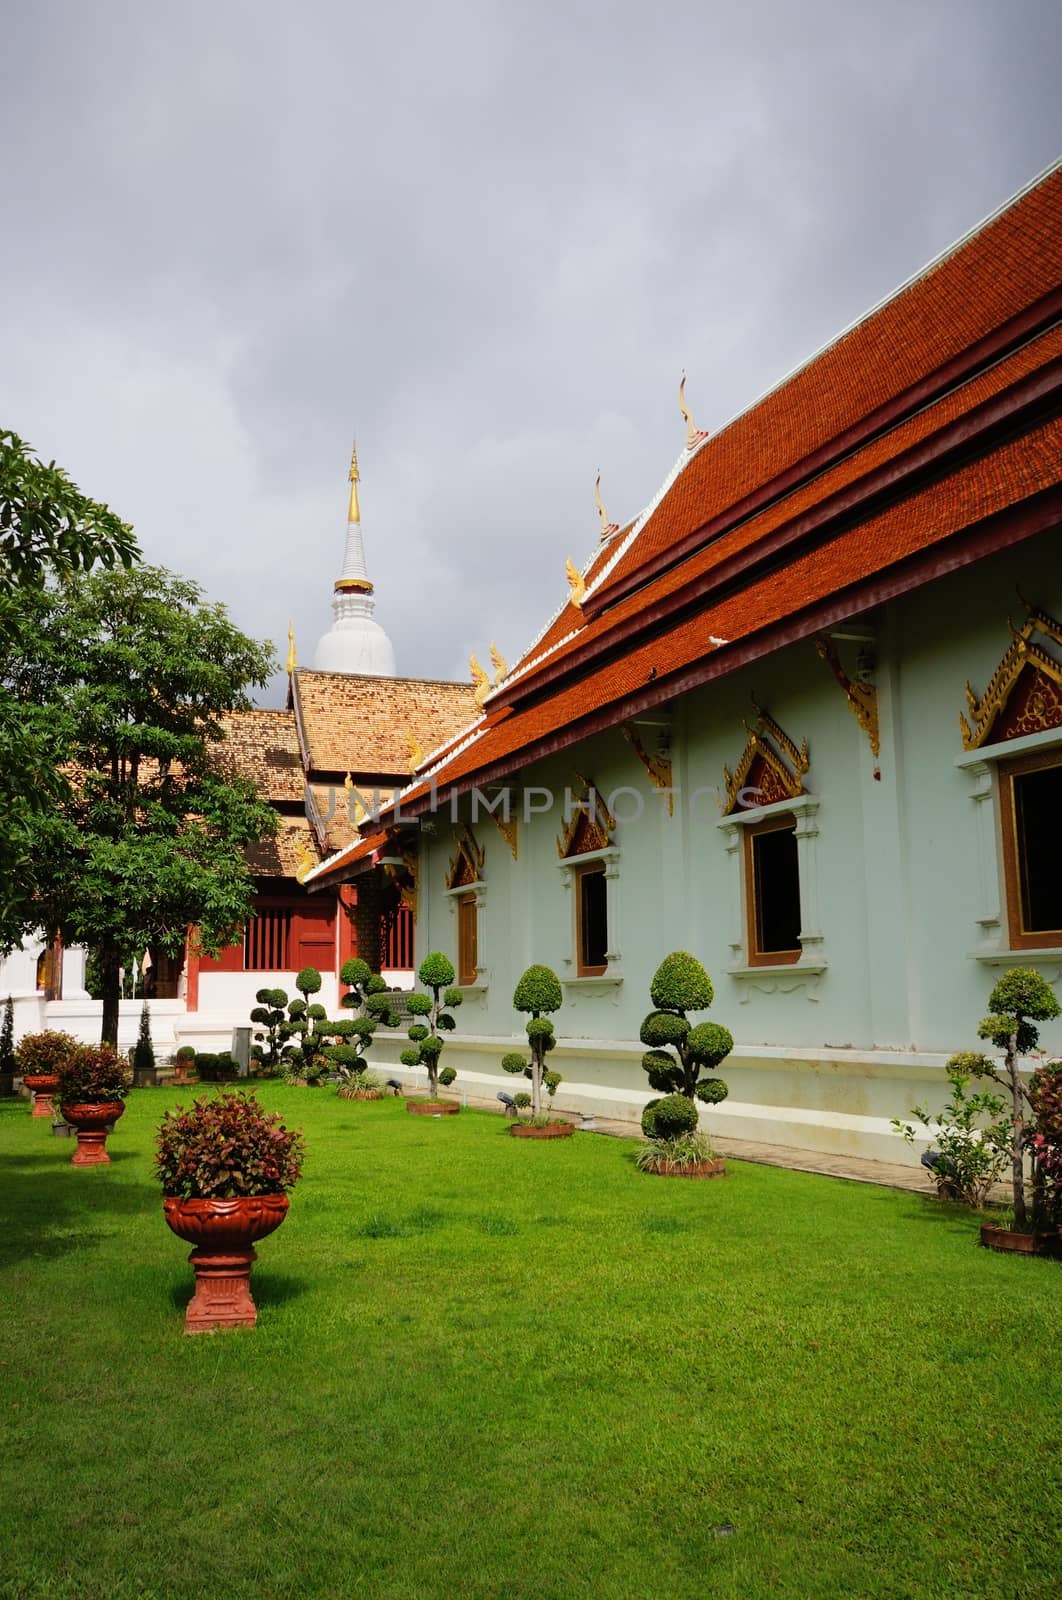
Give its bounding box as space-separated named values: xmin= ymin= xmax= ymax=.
xmin=286 ymin=620 xmax=298 ymax=674
xmin=594 ymin=470 xmax=612 ymax=540
xmin=407 ymin=732 xmax=425 ymax=772
xmin=470 ymin=653 xmax=491 ymax=707
xmin=679 ymin=369 xmax=706 ymax=449
xmin=347 ymin=439 xmax=361 ymax=523
xmin=566 ymin=557 xmax=586 ymax=608
xmin=490 ymin=642 xmax=508 ymax=684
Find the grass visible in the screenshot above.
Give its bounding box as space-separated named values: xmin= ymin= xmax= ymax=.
xmin=2 ymin=1087 xmax=1060 ymax=1600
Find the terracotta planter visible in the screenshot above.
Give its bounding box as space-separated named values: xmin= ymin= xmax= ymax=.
xmin=642 ymin=1158 xmax=727 ymax=1179
xmin=406 ymin=1100 xmax=460 ymax=1116
xmin=22 ymin=1074 xmax=59 ymax=1118
xmin=163 ymin=1194 xmax=290 ymax=1333
xmin=61 ymin=1101 xmax=125 ymax=1165
xmin=979 ymin=1222 xmax=1062 ymax=1258
xmin=510 ymin=1121 xmax=575 ymax=1139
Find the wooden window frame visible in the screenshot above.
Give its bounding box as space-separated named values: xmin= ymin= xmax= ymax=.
xmin=743 ymin=811 xmax=802 ymax=967
xmin=574 ymin=859 xmax=609 ymax=977
xmin=457 ymin=892 xmax=478 ymax=986
xmin=998 ymin=747 xmax=1062 ymax=950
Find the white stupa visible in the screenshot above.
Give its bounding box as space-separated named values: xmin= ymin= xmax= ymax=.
xmin=314 ymin=443 xmax=397 ymax=676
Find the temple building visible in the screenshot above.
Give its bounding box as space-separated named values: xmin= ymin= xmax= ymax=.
xmin=5 ymin=450 xmax=477 ymax=1052
xmin=304 ymin=161 xmax=1062 ymax=1164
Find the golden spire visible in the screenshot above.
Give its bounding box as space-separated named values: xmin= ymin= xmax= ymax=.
xmin=490 ymin=641 xmax=508 ymax=684
xmin=566 ymin=557 xmax=586 ymax=608
xmin=470 ymin=653 xmax=491 ymax=707
xmin=407 ymin=731 xmax=425 ymax=772
xmin=347 ymin=439 xmax=361 ymax=524
xmin=679 ymin=369 xmax=705 ymax=449
xmin=594 ymin=470 xmax=610 ymax=539
xmin=286 ymin=620 xmax=298 ymax=674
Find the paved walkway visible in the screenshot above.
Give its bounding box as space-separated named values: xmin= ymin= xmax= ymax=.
xmin=457 ymin=1093 xmax=937 ymax=1196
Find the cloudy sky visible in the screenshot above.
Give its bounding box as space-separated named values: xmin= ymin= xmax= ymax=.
xmin=2 ymin=0 xmax=1060 ymax=703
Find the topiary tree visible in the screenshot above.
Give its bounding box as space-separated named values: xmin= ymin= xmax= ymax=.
xmin=639 ymin=952 xmax=732 ymax=1106
xmin=328 ymin=958 xmax=400 ymax=1088
xmin=0 ymin=995 xmax=15 ymax=1096
xmin=960 ymin=968 xmax=1062 ymax=1229
xmin=506 ymin=965 xmax=563 ymax=1121
xmin=249 ymin=987 xmax=289 ymax=1070
xmin=399 ymin=952 xmax=462 ymax=1101
xmin=132 ymin=1001 xmax=155 ymax=1083
xmin=641 ymin=1093 xmax=698 ymax=1141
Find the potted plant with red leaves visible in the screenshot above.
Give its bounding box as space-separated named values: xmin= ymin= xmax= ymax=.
xmin=1028 ymin=1060 xmax=1062 ymax=1240
xmin=54 ymin=1045 xmax=132 ymax=1165
xmin=155 ymin=1091 xmax=305 ymax=1332
xmin=14 ymin=1030 xmax=81 ymax=1118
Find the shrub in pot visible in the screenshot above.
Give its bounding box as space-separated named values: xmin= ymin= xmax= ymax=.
xmin=331 ymin=959 xmax=400 ymax=1098
xmin=15 ymin=1029 xmax=81 ymax=1117
xmin=156 ymin=1091 xmax=305 ymax=1332
xmin=639 ymin=953 xmax=732 ymax=1105
xmin=926 ymin=968 xmax=1062 ymax=1252
xmin=637 ymin=1091 xmax=724 ymax=1177
xmin=54 ymin=1045 xmax=132 ymax=1166
xmin=399 ymin=953 xmax=462 ymax=1112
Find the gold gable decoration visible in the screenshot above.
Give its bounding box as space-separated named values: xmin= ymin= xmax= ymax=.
xmin=815 ymin=636 xmax=880 ymax=762
xmin=556 ymin=774 xmax=617 ymax=858
xmin=960 ymin=601 xmax=1062 ymax=750
xmin=383 ymin=845 xmax=419 ymax=922
xmin=622 ymin=723 xmax=674 ymax=815
xmin=446 ymin=825 xmax=485 ymax=890
xmin=722 ymin=704 xmax=809 ymax=815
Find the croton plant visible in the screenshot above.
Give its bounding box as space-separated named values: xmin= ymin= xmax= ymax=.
xmin=155 ymin=1091 xmax=306 ymax=1199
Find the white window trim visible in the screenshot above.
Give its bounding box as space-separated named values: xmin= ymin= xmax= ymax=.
xmin=955 ymin=725 xmax=1062 ymax=963
xmin=716 ymin=794 xmax=827 ymax=979
xmin=556 ymin=846 xmax=622 ymax=981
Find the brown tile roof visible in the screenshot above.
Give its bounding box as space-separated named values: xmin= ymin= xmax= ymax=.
xmin=308 ymin=782 xmax=397 ymax=852
xmin=292 ymin=671 xmax=479 ymax=776
xmin=216 ymin=710 xmax=304 ymax=803
xmin=595 ymin=164 xmax=1062 ymax=602
xmin=246 ymin=814 xmax=317 ymax=879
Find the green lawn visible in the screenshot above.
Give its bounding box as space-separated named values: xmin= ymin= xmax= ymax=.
xmin=2 ymin=1088 xmax=1060 ymax=1600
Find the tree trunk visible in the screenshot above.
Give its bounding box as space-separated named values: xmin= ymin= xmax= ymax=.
xmin=1008 ymin=1032 xmax=1026 ymax=1229
xmin=100 ymin=947 xmax=121 ymax=1049
xmin=531 ymin=1045 xmax=543 ymax=1118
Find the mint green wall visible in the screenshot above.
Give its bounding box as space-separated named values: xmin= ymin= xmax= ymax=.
xmin=414 ymin=526 xmax=1062 ymax=1071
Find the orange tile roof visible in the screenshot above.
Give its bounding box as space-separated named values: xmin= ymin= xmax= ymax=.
xmin=394 ymin=414 xmax=1062 ymax=805
xmin=493 ymin=318 xmax=1062 ymax=700
xmin=595 ymin=164 xmax=1062 ymax=601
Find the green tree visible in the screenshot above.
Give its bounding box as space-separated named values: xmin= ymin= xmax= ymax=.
xmin=11 ymin=565 xmax=277 ymax=1047
xmin=639 ymin=952 xmax=732 ymax=1103
xmin=505 ymin=964 xmax=564 ymax=1120
xmin=0 ymin=431 xmax=140 ymax=949
xmin=400 ymin=952 xmax=462 ymax=1101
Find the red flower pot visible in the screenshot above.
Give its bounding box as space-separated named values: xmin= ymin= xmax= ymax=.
xmin=62 ymin=1101 xmax=126 ymax=1165
xmin=510 ymin=1121 xmax=575 ymax=1139
xmin=979 ymin=1222 xmax=1062 ymax=1258
xmin=406 ymin=1100 xmax=460 ymax=1115
xmin=163 ymin=1195 xmax=290 ymax=1333
xmin=22 ymin=1074 xmax=59 ymax=1118
xmin=642 ymin=1158 xmax=727 ymax=1179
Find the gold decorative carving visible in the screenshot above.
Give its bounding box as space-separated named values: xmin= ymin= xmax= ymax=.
xmin=594 ymin=471 xmax=618 ymax=540
xmin=960 ymin=601 xmax=1062 ymax=749
xmin=487 ymin=806 xmax=519 ymax=860
xmin=723 ymin=704 xmax=809 ymax=814
xmin=446 ymin=826 xmax=485 ymax=890
xmin=470 ymin=653 xmax=491 ymax=707
xmin=815 ymin=636 xmax=880 ymax=760
xmin=566 ymin=557 xmax=586 ymax=609
xmin=348 ymin=438 xmax=361 ymax=524
xmin=286 ymin=620 xmax=298 ymax=675
xmin=556 ymin=774 xmax=616 ymax=858
xmin=679 ymin=368 xmax=709 ymax=450
xmin=406 ymin=732 xmax=424 ymax=774
xmin=384 ymin=846 xmax=419 ymax=921
xmin=294 ymin=839 xmax=316 ymax=884
xmin=622 ymin=723 xmax=674 ymax=815
xmin=489 ymin=642 xmax=508 ymax=684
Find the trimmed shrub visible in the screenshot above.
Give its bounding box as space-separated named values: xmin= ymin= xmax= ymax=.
xmin=650 ymin=951 xmax=714 ymax=1012
xmin=418 ymin=952 xmax=455 ymax=989
xmin=641 ymin=1093 xmax=697 ymax=1140
xmin=402 ymin=952 xmax=462 ymax=1099
xmin=638 ymin=953 xmax=730 ymax=1109
xmin=513 ymin=965 xmax=563 ymax=1015
xmin=506 ymin=965 xmax=564 ymax=1119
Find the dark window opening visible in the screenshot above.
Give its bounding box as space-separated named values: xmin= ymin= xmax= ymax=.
xmin=577 ymin=863 xmax=609 ymax=976
xmin=747 ymin=817 xmax=801 ymax=963
xmin=1013 ymin=763 xmax=1062 ymax=936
